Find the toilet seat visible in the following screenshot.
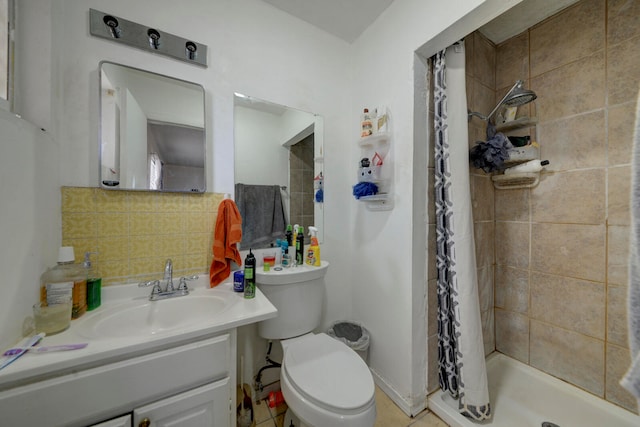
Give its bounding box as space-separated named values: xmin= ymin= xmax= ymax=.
xmin=283 ymin=333 xmax=375 ymax=413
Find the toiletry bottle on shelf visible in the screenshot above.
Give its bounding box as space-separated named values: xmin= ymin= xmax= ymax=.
xmin=285 ymin=225 xmax=293 ymax=247
xmin=84 ymin=252 xmax=102 ymax=311
xmin=244 ymin=249 xmax=256 ymax=299
xmin=305 ymin=226 xmax=321 ymax=267
xmin=281 ymin=241 xmax=291 ymax=268
xmin=296 ymin=226 xmax=305 ymax=265
xmin=504 ymin=159 xmax=550 ymax=175
xmin=361 ymin=108 xmax=374 ymax=137
xmin=376 ymin=106 xmax=388 ymax=133
xmin=40 ymin=246 xmax=87 ymax=319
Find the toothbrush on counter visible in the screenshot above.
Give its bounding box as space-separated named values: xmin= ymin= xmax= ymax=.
xmin=3 ymin=343 xmax=88 ymax=356
xmin=0 ymin=332 xmax=46 ymax=371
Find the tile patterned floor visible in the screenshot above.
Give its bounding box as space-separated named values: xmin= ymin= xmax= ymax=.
xmin=252 ymin=386 xmax=450 ymax=427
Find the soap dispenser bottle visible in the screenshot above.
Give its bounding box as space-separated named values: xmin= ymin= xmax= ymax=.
xmin=40 ymin=246 xmax=87 ymax=319
xmin=84 ymin=252 xmax=102 ymax=311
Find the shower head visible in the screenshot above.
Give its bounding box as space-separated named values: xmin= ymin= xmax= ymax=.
xmin=468 ymin=80 xmax=537 ymax=122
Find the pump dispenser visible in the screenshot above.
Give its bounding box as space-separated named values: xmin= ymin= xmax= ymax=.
xmin=40 ymin=247 xmax=87 ymax=319
xmin=305 ymin=226 xmax=321 ymax=266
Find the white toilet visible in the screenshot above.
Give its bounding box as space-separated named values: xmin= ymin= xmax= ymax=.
xmin=256 ymin=261 xmax=376 ymax=427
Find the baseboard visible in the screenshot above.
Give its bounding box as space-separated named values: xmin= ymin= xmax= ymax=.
xmin=371 ymin=369 xmax=426 ymax=417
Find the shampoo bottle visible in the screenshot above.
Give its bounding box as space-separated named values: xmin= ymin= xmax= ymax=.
xmin=504 ymin=159 xmax=550 ymax=175
xmin=305 ymin=226 xmax=321 ymax=267
xmin=285 ymin=225 xmax=293 ymax=247
xmin=243 ymin=249 xmax=256 ymax=299
xmin=281 ymin=241 xmax=291 ymax=268
xmin=295 ymin=226 xmax=305 ymax=265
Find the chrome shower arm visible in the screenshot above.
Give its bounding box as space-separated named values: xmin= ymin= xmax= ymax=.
xmin=485 ymin=80 xmax=522 ymax=122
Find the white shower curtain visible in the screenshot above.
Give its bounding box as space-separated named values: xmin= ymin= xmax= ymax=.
xmin=433 ymin=41 xmax=491 ymax=420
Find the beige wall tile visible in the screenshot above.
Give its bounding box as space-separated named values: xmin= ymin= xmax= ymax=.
xmin=477 ymin=266 xmax=494 ymax=313
xmin=471 ymin=175 xmax=494 ymax=222
xmin=428 ymin=168 xmax=435 ymax=221
xmin=608 ymin=102 xmax=636 ymax=166
xmin=608 ymin=225 xmax=630 ymax=286
xmin=531 ymin=169 xmax=605 ymax=224
xmin=129 ymin=192 xmax=157 ymax=212
xmin=495 ymin=221 xmax=529 ymax=268
xmin=537 ymin=110 xmax=606 ymax=171
xmin=474 ymin=221 xmax=495 ymax=268
xmin=495 ymin=266 xmax=529 ymax=313
xmin=129 ymin=212 xmax=156 ymax=236
xmin=62 ymin=212 xmax=97 ymax=239
xmin=530 ymin=272 xmax=605 ymax=339
xmin=531 ymin=223 xmax=605 ymax=282
xmin=496 ymin=31 xmax=529 ymax=90
xmin=97 ymin=213 xmax=129 ymax=237
xmin=606 ymin=343 xmax=639 ymax=413
xmin=530 ymin=320 xmax=605 ymax=396
xmin=97 ymin=236 xmax=129 ymax=261
xmin=530 ymin=0 xmax=605 ymax=77
xmin=96 ymin=190 xmax=129 ymax=212
xmin=473 ymin=33 xmax=496 ymax=89
xmin=608 ymin=166 xmax=631 ymax=226
xmin=428 ymin=224 xmax=437 ymax=280
xmin=185 ymin=233 xmax=211 ymax=256
xmin=481 ymin=305 xmax=496 ymax=356
xmin=531 ymin=51 xmax=605 ymax=123
xmin=607 ymin=35 xmax=640 ymax=106
xmin=495 ymin=309 xmax=529 ymax=363
xmin=428 ymin=279 xmax=438 ymax=337
xmin=608 ymin=0 xmax=640 ymax=45
xmin=62 ymin=187 xmax=95 ymax=212
xmin=471 ymin=78 xmax=495 ymax=121
xmin=427 ymin=334 xmax=439 ymax=394
xmin=495 ymin=188 xmax=529 ymax=222
xmin=607 ymin=284 xmax=629 ymax=348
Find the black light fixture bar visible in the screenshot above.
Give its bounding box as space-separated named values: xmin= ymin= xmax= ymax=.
xmin=89 ymin=9 xmax=208 ymax=68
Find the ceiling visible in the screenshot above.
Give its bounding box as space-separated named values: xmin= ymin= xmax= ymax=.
xmin=259 ymin=0 xmax=580 ymax=44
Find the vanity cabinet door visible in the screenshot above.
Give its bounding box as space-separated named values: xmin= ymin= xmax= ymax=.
xmin=89 ymin=414 xmax=132 ymax=427
xmin=133 ymin=378 xmax=230 ymax=427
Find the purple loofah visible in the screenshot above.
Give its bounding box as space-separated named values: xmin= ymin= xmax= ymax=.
xmin=469 ymin=123 xmax=513 ymax=172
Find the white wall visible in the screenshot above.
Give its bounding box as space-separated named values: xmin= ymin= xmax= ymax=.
xmin=0 ymin=110 xmax=60 ymax=350
xmin=9 ymin=0 xmax=530 ymax=415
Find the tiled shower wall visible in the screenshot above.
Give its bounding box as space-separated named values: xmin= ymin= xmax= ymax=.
xmin=289 ymin=134 xmax=315 ymax=241
xmin=428 ymin=0 xmax=640 ymax=413
xmin=61 ymin=187 xmax=223 ymax=285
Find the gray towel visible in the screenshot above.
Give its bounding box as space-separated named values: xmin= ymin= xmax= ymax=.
xmin=235 ymin=183 xmax=286 ymax=249
xmin=621 ymin=89 xmax=640 ymax=407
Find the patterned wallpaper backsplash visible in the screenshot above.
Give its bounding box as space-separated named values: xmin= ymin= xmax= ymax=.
xmin=61 ymin=187 xmax=223 ymax=285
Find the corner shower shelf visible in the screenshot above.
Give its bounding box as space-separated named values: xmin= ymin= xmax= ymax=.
xmin=491 ymin=172 xmax=540 ymax=189
xmin=495 ymin=117 xmax=538 ymax=132
xmin=358 ymin=131 xmax=390 ymax=147
xmin=356 ymin=125 xmax=393 ymax=211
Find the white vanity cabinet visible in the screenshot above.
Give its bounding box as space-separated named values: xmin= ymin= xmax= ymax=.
xmin=0 ymin=332 xmax=236 ymax=427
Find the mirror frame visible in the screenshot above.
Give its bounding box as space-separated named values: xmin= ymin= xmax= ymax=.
xmin=98 ymin=61 xmax=206 ymax=193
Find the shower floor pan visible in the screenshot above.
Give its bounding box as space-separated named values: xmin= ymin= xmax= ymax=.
xmin=428 ymin=352 xmax=639 ymax=427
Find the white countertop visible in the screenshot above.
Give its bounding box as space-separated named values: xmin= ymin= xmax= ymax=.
xmin=0 ymin=278 xmax=277 ymax=390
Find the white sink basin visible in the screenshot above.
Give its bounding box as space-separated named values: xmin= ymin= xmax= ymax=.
xmin=77 ymin=294 xmax=231 ymax=339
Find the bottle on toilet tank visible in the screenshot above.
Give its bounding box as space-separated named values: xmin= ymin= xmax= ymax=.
xmin=295 ymin=226 xmax=304 ymax=265
xmin=243 ymin=249 xmax=256 ymax=299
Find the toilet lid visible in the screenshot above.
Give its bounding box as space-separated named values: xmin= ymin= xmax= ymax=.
xmin=283 ymin=333 xmax=374 ymax=411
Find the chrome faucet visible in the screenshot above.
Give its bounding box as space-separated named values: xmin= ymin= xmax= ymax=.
xmin=138 ymin=258 xmax=198 ymax=301
xmin=163 ymin=259 xmax=174 ymax=292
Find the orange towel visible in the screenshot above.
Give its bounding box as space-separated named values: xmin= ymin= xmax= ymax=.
xmin=209 ymin=199 xmax=243 ymax=287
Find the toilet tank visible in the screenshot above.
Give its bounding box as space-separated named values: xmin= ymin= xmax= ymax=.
xmin=256 ymin=261 xmax=329 ymax=339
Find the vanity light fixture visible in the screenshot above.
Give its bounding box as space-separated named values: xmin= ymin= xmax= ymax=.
xmin=103 ymin=15 xmax=121 ymax=39
xmin=147 ymin=28 xmax=161 ymax=49
xmin=89 ymin=9 xmax=208 ymax=67
xmin=185 ymin=41 xmax=197 ymax=60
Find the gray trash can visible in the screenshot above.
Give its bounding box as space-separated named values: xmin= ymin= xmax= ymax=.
xmin=327 ymin=321 xmax=370 ymax=363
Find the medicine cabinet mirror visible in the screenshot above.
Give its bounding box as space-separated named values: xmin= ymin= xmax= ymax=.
xmin=99 ymin=61 xmax=206 ymax=192
xmin=234 ymin=93 xmax=324 ymax=249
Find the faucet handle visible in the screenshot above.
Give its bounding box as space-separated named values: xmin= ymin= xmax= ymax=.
xmin=177 ymin=275 xmax=198 ymax=291
xmin=138 ymin=280 xmax=162 ymax=295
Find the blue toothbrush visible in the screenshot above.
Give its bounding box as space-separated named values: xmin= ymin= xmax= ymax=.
xmin=0 ymin=333 xmax=45 ymax=371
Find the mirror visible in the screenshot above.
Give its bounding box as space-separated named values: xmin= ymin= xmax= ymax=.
xmin=234 ymin=93 xmax=324 ymax=249
xmin=99 ymin=62 xmax=206 ymax=192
